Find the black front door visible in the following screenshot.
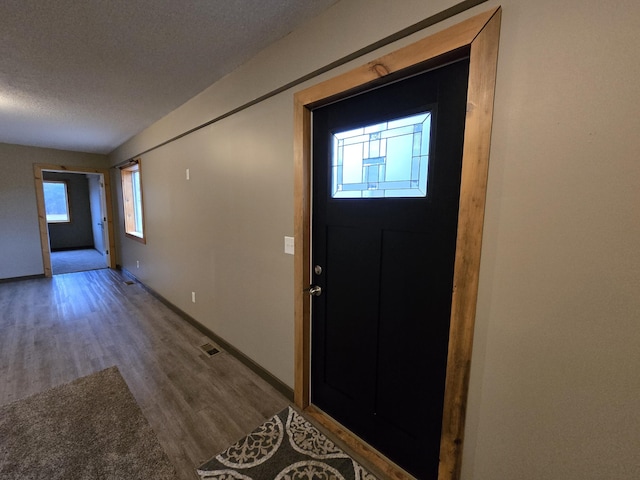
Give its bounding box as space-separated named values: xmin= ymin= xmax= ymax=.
xmin=311 ymin=59 xmax=469 ymax=479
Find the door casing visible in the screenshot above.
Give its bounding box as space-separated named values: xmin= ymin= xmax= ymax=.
xmin=34 ymin=164 xmax=117 ymax=277
xmin=293 ymin=7 xmax=501 ymax=480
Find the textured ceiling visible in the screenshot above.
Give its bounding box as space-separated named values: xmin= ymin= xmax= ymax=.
xmin=0 ymin=0 xmax=337 ymax=154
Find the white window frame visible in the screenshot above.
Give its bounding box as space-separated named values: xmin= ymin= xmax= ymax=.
xmin=43 ymin=180 xmax=71 ymax=223
xmin=120 ymin=160 xmax=146 ymax=243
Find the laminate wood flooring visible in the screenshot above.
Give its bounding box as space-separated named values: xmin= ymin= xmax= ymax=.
xmin=0 ymin=269 xmax=289 ymax=479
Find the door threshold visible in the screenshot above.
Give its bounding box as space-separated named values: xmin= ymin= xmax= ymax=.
xmin=302 ymin=404 xmax=416 ymax=480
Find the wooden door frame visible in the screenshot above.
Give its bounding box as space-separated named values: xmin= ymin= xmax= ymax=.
xmin=293 ymin=7 xmax=501 ymax=480
xmin=34 ymin=164 xmax=117 ymax=277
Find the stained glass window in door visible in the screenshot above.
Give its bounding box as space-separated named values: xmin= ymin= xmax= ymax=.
xmin=331 ymin=112 xmax=432 ymax=198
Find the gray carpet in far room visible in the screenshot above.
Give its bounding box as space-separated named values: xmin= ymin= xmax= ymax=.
xmin=50 ymin=248 xmax=107 ymax=275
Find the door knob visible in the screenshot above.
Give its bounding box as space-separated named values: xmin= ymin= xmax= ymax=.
xmin=306 ymin=285 xmax=322 ymax=296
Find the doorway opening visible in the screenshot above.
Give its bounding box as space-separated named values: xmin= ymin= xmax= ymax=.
xmin=34 ymin=164 xmax=116 ymax=277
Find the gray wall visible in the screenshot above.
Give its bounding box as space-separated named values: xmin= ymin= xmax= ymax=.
xmin=0 ymin=143 xmax=108 ymax=279
xmin=43 ymin=172 xmax=94 ymax=250
xmin=107 ymin=0 xmax=639 ymax=478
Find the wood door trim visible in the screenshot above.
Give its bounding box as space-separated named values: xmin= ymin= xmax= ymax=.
xmin=34 ymin=164 xmax=117 ymax=277
xmin=294 ymin=7 xmax=501 ymax=480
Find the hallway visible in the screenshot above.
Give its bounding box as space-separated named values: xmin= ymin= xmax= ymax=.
xmin=0 ymin=269 xmax=289 ymax=479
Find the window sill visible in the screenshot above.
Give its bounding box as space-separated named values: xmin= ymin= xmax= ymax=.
xmin=125 ymin=233 xmax=146 ymax=244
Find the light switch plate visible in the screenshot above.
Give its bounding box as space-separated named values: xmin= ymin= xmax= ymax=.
xmin=284 ymin=236 xmax=295 ymax=255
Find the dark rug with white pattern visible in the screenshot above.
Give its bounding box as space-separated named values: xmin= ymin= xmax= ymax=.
xmin=197 ymin=407 xmax=377 ymax=480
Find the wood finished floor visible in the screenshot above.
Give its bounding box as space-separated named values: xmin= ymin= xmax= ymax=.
xmin=0 ymin=269 xmax=289 ymax=480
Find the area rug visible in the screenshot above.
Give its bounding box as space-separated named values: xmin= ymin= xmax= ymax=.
xmin=197 ymin=407 xmax=377 ymax=480
xmin=0 ymin=366 xmax=178 ymax=479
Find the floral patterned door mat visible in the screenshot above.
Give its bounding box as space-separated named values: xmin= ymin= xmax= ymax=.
xmin=197 ymin=407 xmax=378 ymax=480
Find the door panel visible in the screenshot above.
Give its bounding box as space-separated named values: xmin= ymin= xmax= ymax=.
xmin=88 ymin=174 xmax=106 ymax=257
xmin=311 ymin=59 xmax=469 ymax=479
xmin=377 ymin=229 xmax=451 ymax=428
xmin=324 ymin=225 xmax=379 ymax=405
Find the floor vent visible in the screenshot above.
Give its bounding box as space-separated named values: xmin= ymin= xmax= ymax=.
xmin=200 ymin=343 xmax=220 ymax=357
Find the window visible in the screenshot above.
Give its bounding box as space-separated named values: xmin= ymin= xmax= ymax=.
xmin=331 ymin=111 xmax=432 ymax=198
xmin=43 ymin=180 xmax=71 ymax=223
xmin=120 ymin=160 xmax=145 ymax=242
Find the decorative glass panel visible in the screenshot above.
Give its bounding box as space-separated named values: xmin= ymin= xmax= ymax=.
xmin=331 ymin=111 xmax=431 ymax=198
